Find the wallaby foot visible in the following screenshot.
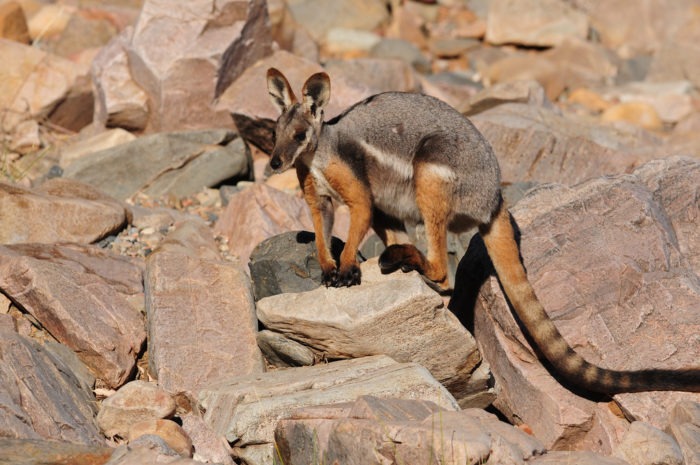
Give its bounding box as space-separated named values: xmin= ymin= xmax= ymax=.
xmin=379 ymin=244 xmax=426 ymax=274
xmin=379 ymin=244 xmax=450 ymax=290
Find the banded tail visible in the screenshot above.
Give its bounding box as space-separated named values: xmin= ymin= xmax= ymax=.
xmin=479 ymin=203 xmax=700 ymax=394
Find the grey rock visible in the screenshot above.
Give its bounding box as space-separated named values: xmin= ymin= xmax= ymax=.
xmin=0 ymin=330 xmax=102 ymax=445
xmin=370 ymin=38 xmax=431 ymax=73
xmin=324 ymin=58 xmax=421 ymax=94
xmin=248 ymin=230 xmax=346 ymax=300
xmin=63 ymin=129 xmax=250 ymax=201
xmin=463 ymin=79 xmax=550 ymax=116
xmin=256 ymin=329 xmax=316 ymax=367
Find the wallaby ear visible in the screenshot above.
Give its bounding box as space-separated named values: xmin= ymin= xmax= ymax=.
xmin=302 ymin=72 xmax=330 ymax=118
xmin=267 ymin=68 xmax=297 ymax=113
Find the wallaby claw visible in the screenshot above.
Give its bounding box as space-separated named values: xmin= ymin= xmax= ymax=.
xmin=336 ymin=264 xmax=361 ymax=287
xmin=322 ymin=268 xmax=338 ymax=287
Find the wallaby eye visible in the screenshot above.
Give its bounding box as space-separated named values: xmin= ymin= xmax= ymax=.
xmin=294 ymin=132 xmax=306 ymax=143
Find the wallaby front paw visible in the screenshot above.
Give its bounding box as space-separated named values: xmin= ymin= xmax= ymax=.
xmin=335 ymin=264 xmax=361 ymax=287
xmin=322 ymin=268 xmax=339 ymax=287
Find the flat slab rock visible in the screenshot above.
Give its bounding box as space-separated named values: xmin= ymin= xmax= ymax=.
xmin=199 ymin=355 xmax=459 ymax=465
xmin=63 ymin=129 xmax=249 ymax=201
xmin=0 ymin=242 xmax=145 ymax=389
xmin=257 ymin=258 xmax=492 ymax=407
xmin=460 ymin=156 xmax=700 ymax=451
xmin=0 ymin=178 xmax=128 ymax=245
xmin=275 ymin=396 xmax=546 ymax=465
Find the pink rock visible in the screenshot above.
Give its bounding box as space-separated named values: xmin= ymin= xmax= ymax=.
xmin=0 ymin=243 xmax=145 ymax=389
xmin=466 ymin=157 xmax=700 ymax=450
xmin=145 ymin=219 xmax=264 ymax=395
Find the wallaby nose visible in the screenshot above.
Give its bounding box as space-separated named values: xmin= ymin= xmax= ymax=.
xmin=270 ymin=156 xmax=282 ymax=170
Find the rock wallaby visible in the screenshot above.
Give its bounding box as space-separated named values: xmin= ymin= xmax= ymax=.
xmin=265 ymin=68 xmax=700 ymax=394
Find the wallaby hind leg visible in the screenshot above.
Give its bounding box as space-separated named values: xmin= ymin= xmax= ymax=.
xmin=379 ymin=162 xmax=452 ymax=290
xmin=372 ymin=209 xmax=410 ymax=247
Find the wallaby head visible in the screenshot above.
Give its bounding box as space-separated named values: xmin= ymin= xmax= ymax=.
xmin=266 ymin=68 xmax=330 ymax=173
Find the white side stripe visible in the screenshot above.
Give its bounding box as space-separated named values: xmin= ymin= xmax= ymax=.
xmin=359 ymin=140 xmax=413 ymax=179
xmin=421 ymin=163 xmax=457 ymax=182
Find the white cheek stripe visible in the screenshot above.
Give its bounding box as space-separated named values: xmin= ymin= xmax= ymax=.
xmin=359 ymin=141 xmax=413 ymax=179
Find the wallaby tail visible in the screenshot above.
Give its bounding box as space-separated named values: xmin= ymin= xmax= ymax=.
xmin=478 ymin=202 xmax=700 ymax=394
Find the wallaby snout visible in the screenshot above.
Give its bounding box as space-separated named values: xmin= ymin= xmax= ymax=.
xmin=269 ymin=156 xmax=283 ymax=171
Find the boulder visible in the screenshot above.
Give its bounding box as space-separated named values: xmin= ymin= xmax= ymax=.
xmin=257 ymin=258 xmax=493 ymax=407
xmin=180 ymin=413 xmax=235 ymax=465
xmin=105 ymin=435 xmax=204 ymax=465
xmin=96 ymin=380 xmax=177 ymax=439
xmin=199 ymin=355 xmax=460 ymax=465
xmin=459 ymin=157 xmax=700 ymax=450
xmin=128 ymin=419 xmax=193 ymax=457
xmin=286 ymin=0 xmax=390 ymax=44
xmin=0 ymin=179 xmax=128 ymax=245
xmin=470 ymin=102 xmax=663 ymax=185
xmin=275 ymin=397 xmax=546 ymax=465
xmin=256 ymin=329 xmax=316 ymax=367
xmin=0 ymin=38 xmax=80 ymax=136
xmin=58 ymin=128 xmax=136 ymax=167
xmin=0 ymin=243 xmax=145 ymax=388
xmin=93 ymin=0 xmax=272 ymax=133
xmin=63 ymin=129 xmax=250 ymax=201
xmin=91 ymin=28 xmax=149 ymax=131
xmin=667 ymin=401 xmax=700 ymax=465
xmin=145 ymin=219 xmax=264 ymax=395
xmin=601 ymin=81 xmax=694 ymax=124
xmin=485 ymin=0 xmax=588 ymax=47
xmin=574 ymin=0 xmax=697 ymax=57
xmin=614 ymin=421 xmax=683 ymax=465
xmin=214 ymin=183 xmax=350 ymax=266
xmin=0 ymin=330 xmax=102 ymax=445
xmin=248 ymin=230 xmax=346 ymax=300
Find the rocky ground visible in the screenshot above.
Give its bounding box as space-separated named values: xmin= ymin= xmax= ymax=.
xmin=1 ymin=0 xmax=700 ymax=464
